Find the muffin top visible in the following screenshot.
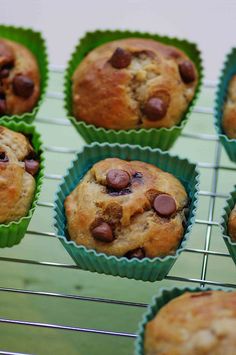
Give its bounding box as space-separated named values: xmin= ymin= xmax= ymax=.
xmin=222 ymin=75 xmax=236 ymax=139
xmin=65 ymin=158 xmax=188 ymax=258
xmin=0 ymin=126 xmax=39 ymax=223
xmin=228 ymin=203 xmax=236 ymax=242
xmin=0 ymin=38 xmax=40 ymax=116
xmin=145 ymin=290 xmax=236 ymax=355
xmin=72 ymin=38 xmax=198 ymax=130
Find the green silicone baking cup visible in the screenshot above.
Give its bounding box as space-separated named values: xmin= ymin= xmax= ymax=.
xmin=214 ymin=48 xmax=236 ymax=162
xmin=64 ymin=30 xmax=203 ymax=151
xmin=135 ymin=286 xmax=233 ymax=355
xmin=220 ymin=185 xmax=236 ymax=265
xmin=0 ymin=120 xmax=45 ymax=247
xmin=53 ymin=143 xmax=199 ymax=282
xmin=0 ymin=25 xmax=49 ymax=124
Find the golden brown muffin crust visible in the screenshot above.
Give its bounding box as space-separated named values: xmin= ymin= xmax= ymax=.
xmin=0 ymin=38 xmax=40 ymax=116
xmin=222 ymin=75 xmax=236 ymax=139
xmin=72 ymin=38 xmax=198 ymax=130
xmin=145 ymin=291 xmax=236 ymax=355
xmin=0 ymin=126 xmax=39 ymax=224
xmin=65 ymin=158 xmax=188 ymax=258
xmin=228 ymin=203 xmax=236 ymax=242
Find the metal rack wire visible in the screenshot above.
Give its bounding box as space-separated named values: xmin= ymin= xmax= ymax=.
xmin=0 ymin=67 xmax=235 ymax=355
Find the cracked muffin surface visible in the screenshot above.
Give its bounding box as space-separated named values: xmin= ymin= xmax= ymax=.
xmin=228 ymin=203 xmax=236 ymax=242
xmin=0 ymin=126 xmax=40 ymax=223
xmin=144 ymin=290 xmax=236 ymax=355
xmin=0 ymin=38 xmax=40 ymax=117
xmin=222 ymin=75 xmax=236 ymax=139
xmin=72 ymin=38 xmax=198 ymax=130
xmin=64 ymin=158 xmax=188 ymax=258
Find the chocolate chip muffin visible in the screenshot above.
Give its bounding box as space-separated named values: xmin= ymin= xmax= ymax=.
xmin=64 ymin=158 xmax=188 ymax=259
xmin=0 ymin=126 xmax=40 ymax=223
xmin=144 ymin=290 xmax=236 ymax=355
xmin=0 ymin=38 xmax=40 ymax=117
xmin=222 ymin=75 xmax=236 ymax=139
xmin=228 ymin=203 xmax=236 ymax=242
xmin=72 ymin=38 xmax=198 ymax=130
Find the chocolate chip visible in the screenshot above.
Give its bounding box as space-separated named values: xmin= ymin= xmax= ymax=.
xmin=125 ymin=248 xmax=145 ymax=259
xmin=143 ymin=97 xmax=168 ymax=121
xmin=0 ymin=99 xmax=6 ymax=116
xmin=92 ymin=222 xmax=114 ymax=242
xmin=25 ymin=159 xmax=40 ymax=176
xmin=109 ymin=47 xmax=132 ymax=69
xmin=179 ymin=60 xmax=196 ymax=83
xmin=107 ymin=187 xmax=132 ymax=196
xmin=106 ymin=169 xmax=130 ymax=190
xmin=0 ymin=152 xmax=9 ymax=162
xmin=13 ymin=75 xmax=34 ymax=98
xmin=153 ymin=194 xmax=176 ymax=217
xmin=0 ymin=68 xmax=9 ymax=79
xmin=191 ymin=291 xmax=212 ymax=298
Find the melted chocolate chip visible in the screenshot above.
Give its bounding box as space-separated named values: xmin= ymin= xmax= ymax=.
xmin=191 ymin=291 xmax=212 ymax=298
xmin=92 ymin=222 xmax=114 ymax=242
xmin=13 ymin=75 xmax=34 ymax=98
xmin=0 ymin=99 xmax=6 ymax=116
xmin=107 ymin=187 xmax=132 ymax=196
xmin=109 ymin=47 xmax=132 ymax=69
xmin=0 ymin=152 xmax=9 ymax=162
xmin=153 ymin=194 xmax=176 ymax=217
xmin=106 ymin=169 xmax=130 ymax=190
xmin=143 ymin=97 xmax=168 ymax=121
xmin=125 ymin=248 xmax=145 ymax=259
xmin=24 ymin=159 xmax=40 ymax=176
xmin=179 ymin=60 xmax=196 ymax=83
xmin=0 ymin=68 xmax=9 ymax=79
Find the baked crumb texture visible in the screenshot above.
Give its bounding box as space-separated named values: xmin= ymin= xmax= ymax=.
xmin=65 ymin=158 xmax=188 ymax=258
xmin=222 ymin=75 xmax=236 ymax=139
xmin=0 ymin=126 xmax=39 ymax=223
xmin=72 ymin=38 xmax=198 ymax=130
xmin=0 ymin=38 xmax=40 ymax=116
xmin=145 ymin=290 xmax=236 ymax=355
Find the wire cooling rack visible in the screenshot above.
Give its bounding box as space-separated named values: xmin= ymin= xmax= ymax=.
xmin=0 ymin=66 xmax=235 ymax=355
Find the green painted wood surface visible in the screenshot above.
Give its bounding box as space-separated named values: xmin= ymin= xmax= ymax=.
xmin=0 ymin=72 xmax=235 ymax=355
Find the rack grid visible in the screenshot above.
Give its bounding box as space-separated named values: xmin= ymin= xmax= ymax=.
xmin=0 ymin=67 xmax=235 ymax=355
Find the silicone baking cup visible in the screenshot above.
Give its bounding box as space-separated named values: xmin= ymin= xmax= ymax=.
xmin=0 ymin=120 xmax=45 ymax=247
xmin=135 ymin=286 xmax=231 ymax=355
xmin=220 ymin=185 xmax=236 ymax=265
xmin=0 ymin=25 xmax=48 ymax=123
xmin=53 ymin=143 xmax=199 ymax=282
xmin=214 ymin=48 xmax=236 ymax=162
xmin=64 ymin=30 xmax=203 ymax=151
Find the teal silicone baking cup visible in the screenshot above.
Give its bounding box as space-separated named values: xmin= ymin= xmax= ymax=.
xmin=214 ymin=48 xmax=236 ymax=162
xmin=53 ymin=143 xmax=199 ymax=282
xmin=0 ymin=25 xmax=49 ymax=123
xmin=0 ymin=120 xmax=45 ymax=247
xmin=64 ymin=30 xmax=203 ymax=151
xmin=220 ymin=185 xmax=236 ymax=265
xmin=135 ymin=286 xmax=232 ymax=355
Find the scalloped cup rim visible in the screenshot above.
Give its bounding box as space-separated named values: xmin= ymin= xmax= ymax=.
xmin=214 ymin=47 xmax=236 ymax=144
xmin=220 ymin=184 xmax=236 ymax=247
xmin=64 ymin=29 xmax=203 ymax=136
xmin=53 ymin=142 xmax=200 ymax=265
xmin=135 ymin=285 xmax=233 ymax=354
